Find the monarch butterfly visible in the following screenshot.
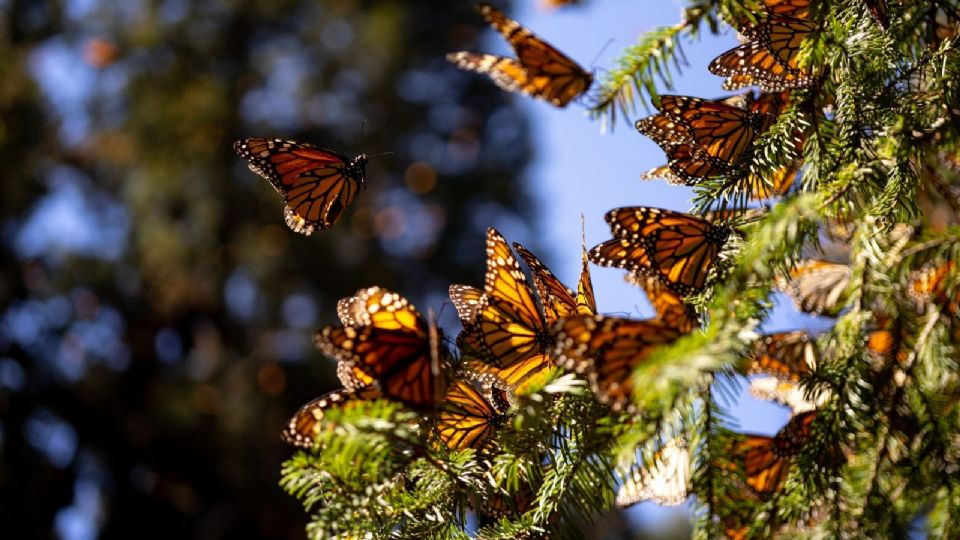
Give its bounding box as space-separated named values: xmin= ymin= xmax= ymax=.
xmin=746 ymin=330 xmax=816 ymax=381
xmin=775 ymin=260 xmax=851 ymax=315
xmin=447 ymin=4 xmax=592 ymax=107
xmin=654 ymin=95 xmax=774 ymax=164
xmin=731 ymin=0 xmax=811 ymax=30
xmin=281 ymin=385 xmax=383 ymax=448
xmin=624 ymin=273 xmax=699 ymax=334
xmin=434 ymin=374 xmax=512 ymax=452
xmin=738 ymin=410 xmax=816 ymax=495
xmin=314 ymin=286 xmax=447 ymax=410
xmin=590 ymin=207 xmax=731 ymax=296
xmin=451 ymin=229 xmax=555 ymax=392
xmin=233 ymin=138 xmax=367 ymax=234
xmin=709 ymin=17 xmax=818 ymax=92
xmin=616 ymin=437 xmax=691 ymax=508
xmin=553 ymin=314 xmax=682 ymax=411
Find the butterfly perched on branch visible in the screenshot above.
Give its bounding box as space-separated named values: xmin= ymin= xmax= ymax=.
xmin=736 ymin=410 xmax=817 ymax=495
xmin=624 ymin=273 xmax=699 ymax=334
xmin=745 ymin=330 xmax=817 ymax=381
xmin=315 ymin=286 xmax=448 ymax=411
xmin=447 ymin=3 xmax=592 ymax=107
xmin=590 ymin=207 xmax=732 ymax=296
xmin=451 ymin=230 xmax=557 ymax=393
xmin=433 ymin=373 xmax=512 ymax=452
xmin=709 ymin=16 xmax=818 ymax=92
xmin=233 ymin=138 xmax=367 ymax=234
xmin=553 ymin=314 xmax=682 ymax=412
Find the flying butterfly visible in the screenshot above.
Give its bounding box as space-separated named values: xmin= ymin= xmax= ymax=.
xmin=447 ymin=4 xmax=592 ymax=107
xmin=553 ymin=314 xmax=682 ymax=411
xmin=746 ymin=330 xmax=816 ymax=381
xmin=590 ymin=207 xmax=732 ymax=296
xmin=233 ymin=137 xmax=367 ymax=234
xmin=281 ymin=385 xmax=383 ymax=448
xmin=737 ymin=410 xmax=816 ymax=495
xmin=624 ymin=273 xmax=699 ymax=334
xmin=616 ymin=437 xmax=691 ymax=508
xmin=709 ymin=16 xmax=818 ymax=92
xmin=434 ymin=373 xmax=512 ymax=452
xmin=775 ymin=260 xmax=851 ymax=316
xmin=314 ymin=286 xmax=448 ymax=410
xmin=451 ymin=229 xmax=555 ymax=392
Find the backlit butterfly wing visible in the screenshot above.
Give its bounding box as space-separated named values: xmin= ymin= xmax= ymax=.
xmin=625 ymin=274 xmax=698 ymax=333
xmin=746 ymin=330 xmax=816 ymax=381
xmin=233 ymin=138 xmax=366 ymax=234
xmin=657 ymin=95 xmax=773 ymax=165
xmin=709 ymin=17 xmax=817 ymax=92
xmin=739 ymin=411 xmax=816 ymax=495
xmin=449 ymin=4 xmax=591 ymax=107
xmin=513 ymin=242 xmax=578 ymax=323
xmin=553 ymin=315 xmax=682 ymax=411
xmin=451 ymin=286 xmax=552 ymax=393
xmin=435 ymin=374 xmax=512 ymax=452
xmin=616 ymin=438 xmax=691 ymax=507
xmin=588 ymin=237 xmax=655 ymax=274
xmin=281 ymin=385 xmax=382 ymax=448
xmin=478 ymin=229 xmax=552 ymax=368
xmin=576 ymin=246 xmax=597 ymax=315
xmin=603 ymin=207 xmax=732 ymax=296
xmin=908 ymin=261 xmax=955 ymax=306
xmin=776 ymin=260 xmax=851 ymax=315
xmin=315 ymin=287 xmax=446 ymax=410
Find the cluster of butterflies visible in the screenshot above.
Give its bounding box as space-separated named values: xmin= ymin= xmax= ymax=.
xmin=228 ymin=0 xmax=960 ymax=528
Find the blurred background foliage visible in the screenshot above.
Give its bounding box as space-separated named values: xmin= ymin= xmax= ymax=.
xmin=0 ymin=0 xmax=547 ymax=537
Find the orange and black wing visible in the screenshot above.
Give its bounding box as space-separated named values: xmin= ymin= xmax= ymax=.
xmin=513 ymin=242 xmax=578 ymax=323
xmin=233 ymin=138 xmax=365 ymax=234
xmin=554 ymin=315 xmax=681 ymax=411
xmin=478 ymin=229 xmax=551 ymax=368
xmin=315 ymin=287 xmax=446 ymax=410
xmin=657 ymin=95 xmax=772 ymax=165
xmin=747 ymin=330 xmax=816 ymax=381
xmin=576 ymin=245 xmax=597 ymax=315
xmin=281 ymin=386 xmax=382 ymax=448
xmin=626 ymin=274 xmax=698 ymax=333
xmin=739 ymin=435 xmax=791 ymax=495
xmin=477 ymin=4 xmax=592 ymax=107
xmin=604 ymin=207 xmax=731 ymax=296
xmin=709 ymin=17 xmax=817 ymax=92
xmin=435 ymin=375 xmax=511 ymax=451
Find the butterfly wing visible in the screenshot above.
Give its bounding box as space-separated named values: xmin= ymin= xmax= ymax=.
xmin=446 ymin=52 xmax=533 ymax=95
xmin=474 ymin=4 xmax=592 ymax=107
xmin=605 ymin=207 xmax=731 ymax=295
xmin=233 ymin=138 xmax=365 ymax=234
xmin=709 ymin=17 xmax=817 ymax=93
xmin=576 ymin=246 xmax=597 ymax=315
xmin=626 ymin=274 xmax=698 ymax=333
xmin=281 ymin=386 xmax=382 ymax=448
xmin=776 ymin=260 xmax=851 ymax=315
xmin=553 ymin=315 xmax=681 ymax=410
xmin=316 ymin=287 xmax=445 ymax=410
xmin=616 ymin=438 xmax=691 ymax=508
xmin=513 ymin=242 xmax=578 ymax=323
xmin=747 ymin=330 xmax=816 ymax=381
xmin=657 ymin=95 xmax=771 ymax=164
xmin=435 ymin=375 xmax=511 ymax=451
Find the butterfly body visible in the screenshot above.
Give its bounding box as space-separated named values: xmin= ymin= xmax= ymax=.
xmin=233 ymin=137 xmax=367 ymax=234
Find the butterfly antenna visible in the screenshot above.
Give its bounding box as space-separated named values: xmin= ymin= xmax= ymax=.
xmin=580 ymin=213 xmax=588 ymax=257
xmin=589 ymin=38 xmax=615 ymax=71
xmin=366 ymin=151 xmax=395 ymax=160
